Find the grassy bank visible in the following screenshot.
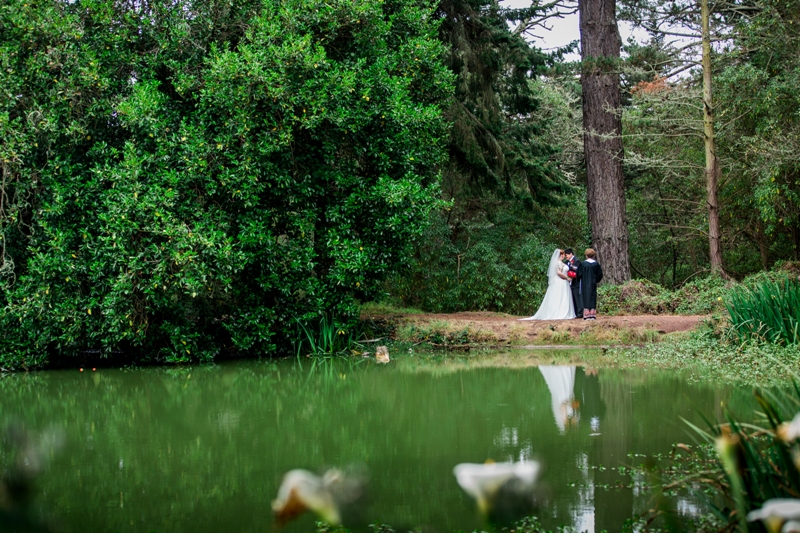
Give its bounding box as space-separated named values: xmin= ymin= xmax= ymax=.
xmin=365 ymin=319 xmax=799 ymax=386
xmin=600 ymin=329 xmax=800 ymax=386
xmin=387 ymin=317 xmax=666 ymax=347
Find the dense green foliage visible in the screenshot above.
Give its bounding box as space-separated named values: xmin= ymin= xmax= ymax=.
xmin=716 ymin=0 xmax=800 ymax=260
xmin=2 ymin=0 xmax=800 ymax=357
xmin=0 ymin=0 xmax=451 ymax=367
xmin=393 ymin=211 xmax=554 ymax=314
xmin=727 ymin=278 xmax=800 ymax=345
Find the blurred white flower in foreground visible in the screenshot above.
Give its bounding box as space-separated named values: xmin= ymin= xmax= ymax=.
xmin=453 ymin=461 xmax=541 ymax=522
xmin=747 ymin=499 xmax=800 ymax=533
xmin=272 ymin=468 xmax=368 ymax=527
xmin=777 ymin=413 xmax=800 ymax=442
xmin=783 ymin=520 xmax=800 ymax=533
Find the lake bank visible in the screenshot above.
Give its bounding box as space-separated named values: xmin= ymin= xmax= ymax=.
xmin=362 ymin=308 xmax=705 ymax=348
xmin=363 ymin=310 xmax=798 ymax=386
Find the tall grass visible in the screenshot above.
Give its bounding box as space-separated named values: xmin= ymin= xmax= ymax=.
xmin=663 ymin=385 xmax=800 ymax=532
xmin=726 ymin=278 xmax=800 ymax=345
xmin=649 ymin=385 xmax=800 ymax=533
xmin=294 ymin=315 xmax=360 ymax=357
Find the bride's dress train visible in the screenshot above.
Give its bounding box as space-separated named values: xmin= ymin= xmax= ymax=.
xmin=520 ymin=249 xmax=576 ymax=320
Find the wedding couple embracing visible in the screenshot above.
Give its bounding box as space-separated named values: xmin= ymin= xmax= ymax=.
xmin=519 ymin=248 xmax=603 ymax=321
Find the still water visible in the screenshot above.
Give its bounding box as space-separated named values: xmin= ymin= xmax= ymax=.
xmin=0 ymin=353 xmax=761 ymax=533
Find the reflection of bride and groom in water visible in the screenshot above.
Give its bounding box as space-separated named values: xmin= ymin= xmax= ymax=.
xmin=539 ymin=365 xmax=604 ymax=434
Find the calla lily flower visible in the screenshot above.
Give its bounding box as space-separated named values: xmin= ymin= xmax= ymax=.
xmin=453 ymin=461 xmax=540 ymax=517
xmin=271 ymin=469 xmax=343 ymax=526
xmin=783 ymin=520 xmax=800 ymax=533
xmin=777 ymin=413 xmax=800 ymax=442
xmin=747 ymin=499 xmax=800 ymax=533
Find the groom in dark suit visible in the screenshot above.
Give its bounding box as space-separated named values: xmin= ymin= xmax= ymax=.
xmin=564 ymin=249 xmax=583 ymax=319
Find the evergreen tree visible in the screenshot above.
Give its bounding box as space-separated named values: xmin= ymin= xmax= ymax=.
xmin=437 ymin=0 xmax=573 ymax=211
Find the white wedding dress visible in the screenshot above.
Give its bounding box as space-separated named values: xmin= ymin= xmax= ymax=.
xmin=519 ymin=249 xmax=576 ymax=320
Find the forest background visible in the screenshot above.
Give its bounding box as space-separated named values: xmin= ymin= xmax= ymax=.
xmin=1 ymin=0 xmax=798 ymax=367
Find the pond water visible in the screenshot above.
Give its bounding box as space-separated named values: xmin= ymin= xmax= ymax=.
xmin=0 ymin=352 xmax=763 ymax=533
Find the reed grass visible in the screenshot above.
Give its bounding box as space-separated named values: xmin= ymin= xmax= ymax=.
xmin=726 ymin=278 xmax=800 ymax=345
xmin=294 ymin=315 xmax=359 ymax=356
xmin=669 ymin=385 xmax=800 ymax=532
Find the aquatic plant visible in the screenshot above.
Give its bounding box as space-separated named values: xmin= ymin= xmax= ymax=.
xmin=295 ymin=315 xmax=360 ymax=357
xmin=748 ymin=499 xmax=800 ymax=533
xmin=676 ymin=387 xmax=800 ymax=531
xmin=726 ymin=278 xmax=800 ymax=345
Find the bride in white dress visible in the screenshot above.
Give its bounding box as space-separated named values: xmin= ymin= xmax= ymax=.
xmin=519 ymin=249 xmax=576 ymax=320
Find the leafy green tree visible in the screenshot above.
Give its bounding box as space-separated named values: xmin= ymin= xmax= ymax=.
xmin=622 ymin=79 xmax=712 ymax=285
xmin=617 ymin=0 xmax=768 ymax=277
xmin=715 ymin=0 xmax=800 ymax=262
xmin=0 ymin=0 xmax=452 ymax=367
xmin=618 ymin=0 xmax=800 ymax=276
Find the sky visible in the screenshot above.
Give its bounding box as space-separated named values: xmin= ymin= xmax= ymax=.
xmin=499 ymin=0 xmax=650 ymax=61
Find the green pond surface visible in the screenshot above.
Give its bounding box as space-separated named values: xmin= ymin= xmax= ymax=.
xmin=0 ymin=352 xmax=765 ymax=533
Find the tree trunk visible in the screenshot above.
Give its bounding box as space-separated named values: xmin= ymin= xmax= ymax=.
xmin=701 ymin=0 xmax=725 ymax=275
xmin=580 ymin=0 xmax=631 ymax=285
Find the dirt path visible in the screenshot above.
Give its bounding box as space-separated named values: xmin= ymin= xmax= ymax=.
xmin=363 ymin=311 xmax=707 ymax=344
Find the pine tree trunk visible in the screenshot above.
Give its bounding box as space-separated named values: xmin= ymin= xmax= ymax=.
xmin=701 ymin=0 xmax=725 ymax=275
xmin=579 ymin=0 xmax=630 ymax=285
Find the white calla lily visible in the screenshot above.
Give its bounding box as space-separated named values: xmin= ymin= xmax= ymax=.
xmin=783 ymin=520 xmax=800 ymax=533
xmin=272 ymin=469 xmax=343 ymax=526
xmin=747 ymin=499 xmax=800 ymax=533
xmin=453 ymin=461 xmax=540 ymax=516
xmin=777 ymin=413 xmax=800 ymax=442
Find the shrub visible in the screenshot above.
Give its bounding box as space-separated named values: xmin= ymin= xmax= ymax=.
xmin=391 ymin=211 xmax=556 ymax=315
xmin=726 ymin=278 xmax=800 ymax=345
xmin=0 ymin=0 xmax=452 ymax=368
xmin=672 ymin=275 xmax=729 ymax=314
xmin=598 ymin=279 xmax=673 ymax=315
xmin=598 ymin=275 xmax=732 ymax=316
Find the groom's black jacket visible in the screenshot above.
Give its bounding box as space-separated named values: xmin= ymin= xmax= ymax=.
xmin=567 ymin=257 xmax=581 ymax=281
xmin=568 ymin=256 xmax=583 ymax=315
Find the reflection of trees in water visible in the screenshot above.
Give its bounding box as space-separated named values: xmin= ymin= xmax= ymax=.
xmin=0 ymin=423 xmax=64 ymax=532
